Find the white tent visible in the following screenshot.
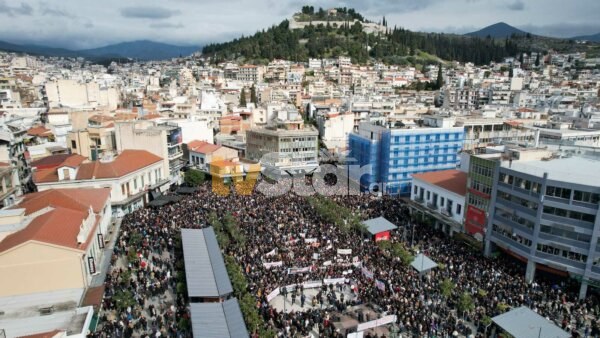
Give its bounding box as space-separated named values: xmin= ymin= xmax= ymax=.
xmin=410 ymin=253 xmax=438 ymax=274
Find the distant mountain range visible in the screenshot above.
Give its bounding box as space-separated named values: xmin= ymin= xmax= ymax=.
xmin=0 ymin=40 xmax=200 ymax=60
xmin=465 ymin=22 xmax=529 ymax=38
xmin=467 ymin=22 xmax=600 ymax=42
xmin=570 ymin=33 xmax=600 ymax=42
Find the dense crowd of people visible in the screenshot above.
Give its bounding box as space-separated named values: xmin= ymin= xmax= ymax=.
xmin=92 ymin=175 xmax=600 ymax=337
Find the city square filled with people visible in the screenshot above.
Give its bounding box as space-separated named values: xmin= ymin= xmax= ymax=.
xmin=93 ymin=175 xmax=600 ymax=338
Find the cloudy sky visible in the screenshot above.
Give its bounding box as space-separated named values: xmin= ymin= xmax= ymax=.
xmin=0 ymin=0 xmax=598 ymax=49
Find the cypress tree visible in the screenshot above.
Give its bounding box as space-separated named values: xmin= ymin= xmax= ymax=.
xmin=436 ymin=63 xmax=444 ymax=89
xmin=240 ymin=88 xmax=247 ymax=107
xmin=250 ymin=84 xmax=258 ymax=104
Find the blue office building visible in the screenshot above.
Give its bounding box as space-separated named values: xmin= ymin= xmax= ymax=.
xmin=348 ymin=122 xmax=465 ymax=195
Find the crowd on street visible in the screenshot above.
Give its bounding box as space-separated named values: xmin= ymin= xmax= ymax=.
xmin=92 ymin=175 xmax=600 ymax=337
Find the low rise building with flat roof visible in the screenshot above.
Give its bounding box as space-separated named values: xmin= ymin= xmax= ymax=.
xmin=410 ymin=169 xmax=468 ymax=235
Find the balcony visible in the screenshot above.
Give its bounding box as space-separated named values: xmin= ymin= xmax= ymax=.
xmin=414 ymin=197 xmax=424 ymax=204
xmin=168 ymin=149 xmax=183 ymax=160
xmin=441 ymin=209 xmax=452 ymax=217
xmin=427 ymin=202 xmax=437 ymax=210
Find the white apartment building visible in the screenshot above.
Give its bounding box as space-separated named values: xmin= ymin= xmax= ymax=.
xmin=237 ymin=65 xmax=264 ymax=83
xmin=316 ymin=111 xmax=354 ymax=154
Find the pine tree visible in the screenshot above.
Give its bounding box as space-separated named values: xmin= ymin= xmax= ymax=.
xmin=250 ymin=84 xmax=258 ymax=104
xmin=436 ymin=63 xmax=444 ymax=89
xmin=508 ymin=64 xmax=514 ymax=78
xmin=535 ymin=53 xmax=540 ymax=67
xmin=239 ymin=88 xmax=247 ymax=107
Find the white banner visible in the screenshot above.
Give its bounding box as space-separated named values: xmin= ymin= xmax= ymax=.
xmin=356 ymin=315 xmax=397 ymax=332
xmin=337 ymin=249 xmax=352 ymax=255
xmin=263 ymin=261 xmax=283 ymax=269
xmin=323 ymin=260 xmax=332 ymax=266
xmin=303 ymin=281 xmax=323 ymax=289
xmin=265 ymin=248 xmax=277 ymax=257
xmin=312 ymin=253 xmax=320 ymax=260
xmin=323 ymin=277 xmax=346 ymax=285
xmin=266 ymin=288 xmax=280 ymax=302
xmin=304 ymin=238 xmax=318 ymax=243
xmin=284 ymin=284 xmax=298 ymax=291
xmin=287 ymin=266 xmax=312 ymax=274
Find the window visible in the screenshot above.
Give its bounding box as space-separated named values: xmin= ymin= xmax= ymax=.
xmin=456 ymin=204 xmax=462 ymax=215
xmin=413 ymin=185 xmax=418 ymax=195
xmin=573 ymin=190 xmax=600 ymax=204
xmin=546 ymin=186 xmax=572 ymax=199
xmin=71 ymin=140 xmax=77 ymax=149
xmin=97 ymin=234 xmax=105 ymax=249
xmin=427 ymin=191 xmax=431 ymax=200
xmin=543 ymin=206 xmax=595 ymax=223
xmin=88 ymin=256 xmax=96 ymax=274
xmin=133 ymin=178 xmax=137 ymax=190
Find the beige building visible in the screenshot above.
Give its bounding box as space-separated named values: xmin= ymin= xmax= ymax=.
xmin=68 ymin=113 xmax=118 ymax=160
xmin=115 ymin=121 xmax=184 ymax=185
xmin=0 ymin=188 xmax=111 ymax=314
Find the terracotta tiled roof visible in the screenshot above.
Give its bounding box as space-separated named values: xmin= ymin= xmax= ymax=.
xmin=0 ymin=208 xmax=87 ymax=252
xmin=88 ymin=114 xmax=114 ymax=123
xmin=12 ymin=188 xmax=110 ymax=215
xmin=0 ymin=188 xmax=110 ymax=253
xmin=81 ymin=285 xmax=105 ymax=309
xmin=59 ymin=154 xmax=87 ymax=168
xmin=187 ymin=140 xmax=221 ymax=154
xmin=75 ymin=150 xmax=162 ymax=180
xmin=31 ymin=154 xmax=87 ymax=170
xmin=18 ymin=330 xmax=64 ymax=338
xmin=412 ymin=169 xmax=468 ymax=196
xmin=139 ymin=113 xmax=162 ymax=120
xmin=27 ymin=126 xmax=52 ymax=137
xmin=114 ymin=112 xmax=138 ymax=121
xmin=33 ymin=168 xmax=58 ymax=183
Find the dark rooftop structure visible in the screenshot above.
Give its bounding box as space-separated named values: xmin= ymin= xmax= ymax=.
xmin=190 ymin=299 xmax=249 ymax=338
xmin=181 ymin=227 xmax=233 ymax=300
